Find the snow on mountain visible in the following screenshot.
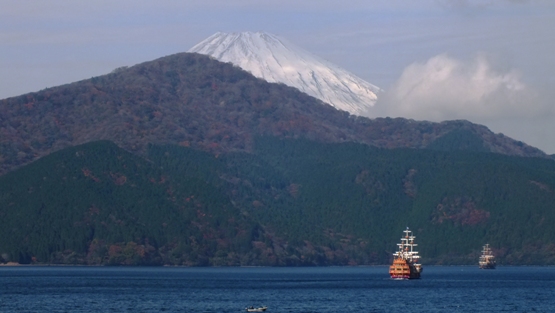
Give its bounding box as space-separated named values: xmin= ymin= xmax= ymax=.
xmin=188 ymin=31 xmax=382 ymax=117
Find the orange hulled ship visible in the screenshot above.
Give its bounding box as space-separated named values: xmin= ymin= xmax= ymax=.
xmin=389 ymin=227 xmax=422 ymax=279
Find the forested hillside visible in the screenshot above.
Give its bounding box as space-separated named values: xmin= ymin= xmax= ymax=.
xmin=0 ymin=141 xmax=268 ymax=265
xmin=0 ymin=53 xmax=547 ymax=177
xmin=1 ymin=138 xmax=554 ymax=266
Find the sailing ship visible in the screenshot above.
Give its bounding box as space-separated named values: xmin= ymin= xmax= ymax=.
xmin=479 ymin=244 xmax=496 ymax=269
xmin=389 ymin=227 xmax=422 ymax=279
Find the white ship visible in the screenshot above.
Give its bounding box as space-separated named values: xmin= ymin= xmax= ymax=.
xmin=479 ymin=244 xmax=496 ymax=269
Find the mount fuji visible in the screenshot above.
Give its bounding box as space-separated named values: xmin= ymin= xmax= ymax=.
xmin=188 ymin=31 xmax=382 ymax=117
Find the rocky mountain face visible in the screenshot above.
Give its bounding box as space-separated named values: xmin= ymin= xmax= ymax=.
xmin=188 ymin=31 xmax=382 ymax=117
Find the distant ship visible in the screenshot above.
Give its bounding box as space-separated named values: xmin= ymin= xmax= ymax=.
xmin=246 ymin=306 xmax=267 ymax=312
xmin=479 ymin=244 xmax=496 ymax=269
xmin=389 ymin=227 xmax=423 ymax=279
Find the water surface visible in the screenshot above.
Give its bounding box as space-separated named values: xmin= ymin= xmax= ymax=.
xmin=1 ymin=266 xmax=553 ymax=312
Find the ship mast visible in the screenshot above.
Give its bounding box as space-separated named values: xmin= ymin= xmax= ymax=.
xmin=394 ymin=227 xmax=420 ymax=264
xmin=479 ymin=243 xmax=496 ymax=269
xmin=482 ymin=244 xmax=492 ymax=256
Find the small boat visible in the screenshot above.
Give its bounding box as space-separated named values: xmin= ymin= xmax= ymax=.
xmin=389 ymin=227 xmax=423 ymax=279
xmin=479 ymin=243 xmax=496 ymax=269
xmin=246 ymin=306 xmax=267 ymax=312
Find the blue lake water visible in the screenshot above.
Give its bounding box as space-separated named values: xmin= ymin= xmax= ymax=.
xmin=1 ymin=266 xmax=554 ymax=312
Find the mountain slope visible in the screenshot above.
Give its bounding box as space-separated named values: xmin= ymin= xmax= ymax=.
xmin=1 ymin=138 xmax=555 ymax=265
xmin=188 ymin=31 xmax=382 ymax=117
xmin=0 ymin=52 xmax=548 ymax=176
xmin=0 ymin=141 xmax=271 ymax=265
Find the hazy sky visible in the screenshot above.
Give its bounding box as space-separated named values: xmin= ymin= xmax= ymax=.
xmin=1 ymin=0 xmax=554 ymax=153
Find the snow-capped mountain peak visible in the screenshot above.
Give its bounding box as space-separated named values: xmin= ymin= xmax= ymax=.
xmin=188 ymin=31 xmax=382 ymax=117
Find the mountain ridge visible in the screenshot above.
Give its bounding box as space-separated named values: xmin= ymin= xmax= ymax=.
xmin=0 ymin=52 xmax=548 ymax=176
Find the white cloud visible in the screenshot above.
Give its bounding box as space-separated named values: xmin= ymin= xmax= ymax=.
xmin=377 ymin=54 xmax=542 ymax=121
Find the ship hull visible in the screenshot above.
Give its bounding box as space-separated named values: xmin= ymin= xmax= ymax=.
xmin=390 ymin=274 xmax=419 ymax=280
xmin=479 ymin=263 xmax=496 ymax=269
xmin=389 ymin=272 xmax=421 ymax=279
xmin=389 ymin=259 xmax=421 ymax=279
